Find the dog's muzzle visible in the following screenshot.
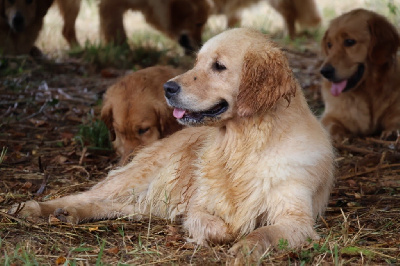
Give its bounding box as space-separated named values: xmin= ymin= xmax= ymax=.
xmin=12 ymin=12 xmax=25 ymax=32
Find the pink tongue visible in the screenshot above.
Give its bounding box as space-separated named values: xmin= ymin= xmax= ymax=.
xmin=173 ymin=108 xmax=186 ymax=119
xmin=331 ymin=80 xmax=347 ymax=96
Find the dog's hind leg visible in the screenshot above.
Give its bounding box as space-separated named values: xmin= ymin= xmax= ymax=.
xmin=57 ymin=0 xmax=81 ymax=47
xmin=99 ymin=0 xmax=127 ymax=45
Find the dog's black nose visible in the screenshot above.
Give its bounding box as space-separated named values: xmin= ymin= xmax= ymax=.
xmin=320 ymin=64 xmax=335 ymax=80
xmin=12 ymin=12 xmax=25 ymax=32
xmin=164 ymin=81 xmax=181 ymax=99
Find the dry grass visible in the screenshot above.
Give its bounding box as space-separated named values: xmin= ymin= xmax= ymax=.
xmin=1 ymin=0 xmax=400 ymax=265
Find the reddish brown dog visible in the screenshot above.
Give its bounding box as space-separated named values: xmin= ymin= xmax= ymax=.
xmin=101 ymin=66 xmax=183 ymax=162
xmin=57 ymin=0 xmax=211 ymax=53
xmin=210 ymin=0 xmax=321 ymax=39
xmin=0 ymin=0 xmax=54 ymax=55
xmin=320 ymin=9 xmax=400 ymax=140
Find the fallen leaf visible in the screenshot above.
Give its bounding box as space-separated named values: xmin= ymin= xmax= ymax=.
xmin=101 ymin=68 xmax=120 ymax=78
xmin=106 ymin=246 xmax=119 ymax=255
xmin=55 ymin=256 xmax=66 ymax=265
xmin=22 ymin=182 xmax=32 ymax=189
xmin=29 ymin=118 xmax=47 ymax=127
xmin=49 ymin=214 xmax=61 ymax=225
xmin=89 ymin=226 xmax=99 ymax=232
xmin=53 ymin=155 xmax=68 ymax=164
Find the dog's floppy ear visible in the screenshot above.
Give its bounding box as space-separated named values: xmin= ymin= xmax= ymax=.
xmin=237 ymin=47 xmax=297 ymax=117
xmin=36 ymin=0 xmax=54 ymax=18
xmin=320 ymin=29 xmax=329 ymax=56
xmin=156 ymin=106 xmax=182 ymax=138
xmin=0 ymin=0 xmax=5 ymax=19
xmin=100 ymin=101 xmax=116 ymax=141
xmin=368 ymin=13 xmax=400 ymax=65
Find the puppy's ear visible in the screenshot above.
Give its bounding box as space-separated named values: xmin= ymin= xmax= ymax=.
xmin=0 ymin=0 xmax=5 ymax=19
xmin=100 ymin=102 xmax=116 ymax=141
xmin=368 ymin=13 xmax=400 ymax=65
xmin=321 ymin=29 xmax=329 ymax=56
xmin=36 ymin=0 xmax=54 ymax=18
xmin=237 ymin=48 xmax=297 ymax=117
xmin=157 ymin=106 xmax=182 ymax=137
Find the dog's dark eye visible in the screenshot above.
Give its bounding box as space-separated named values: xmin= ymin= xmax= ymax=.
xmin=196 ymin=22 xmax=204 ymax=28
xmin=26 ymin=0 xmax=32 ymax=4
xmin=212 ymin=61 xmax=226 ymax=72
xmin=344 ymin=39 xmax=356 ymax=47
xmin=138 ymin=127 xmax=150 ymax=135
xmin=327 ymin=42 xmax=332 ymax=49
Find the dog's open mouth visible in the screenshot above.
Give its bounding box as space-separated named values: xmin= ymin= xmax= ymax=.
xmin=331 ymin=64 xmax=365 ymax=96
xmin=172 ymin=100 xmax=229 ymax=124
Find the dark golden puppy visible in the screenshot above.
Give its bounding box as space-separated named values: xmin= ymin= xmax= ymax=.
xmin=0 ymin=0 xmax=54 ymax=55
xmin=101 ymin=66 xmax=184 ymax=162
xmin=320 ymin=9 xmax=400 ymax=139
xmin=10 ymin=28 xmax=334 ymax=264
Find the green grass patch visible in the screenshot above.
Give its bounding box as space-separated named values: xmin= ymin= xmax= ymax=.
xmin=75 ymin=115 xmax=112 ymax=150
xmin=68 ymin=31 xmax=190 ymax=69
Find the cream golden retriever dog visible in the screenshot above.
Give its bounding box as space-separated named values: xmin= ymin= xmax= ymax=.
xmin=10 ymin=28 xmax=334 ymax=263
xmin=320 ymin=9 xmax=400 ymax=140
xmin=211 ymin=0 xmax=321 ymax=39
xmin=101 ymin=66 xmax=183 ymax=163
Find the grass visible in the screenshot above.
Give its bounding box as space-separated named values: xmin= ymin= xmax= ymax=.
xmin=0 ymin=147 xmax=7 ymax=164
xmin=75 ymin=115 xmax=112 ymax=150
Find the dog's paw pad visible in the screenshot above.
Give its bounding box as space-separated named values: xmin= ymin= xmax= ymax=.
xmin=54 ymin=207 xmax=79 ymax=224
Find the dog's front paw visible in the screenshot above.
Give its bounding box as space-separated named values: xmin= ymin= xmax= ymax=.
xmin=228 ymin=238 xmax=270 ymax=265
xmin=8 ymin=201 xmax=44 ymax=223
xmin=380 ymin=129 xmax=399 ymax=141
xmin=54 ymin=207 xmax=80 ymax=224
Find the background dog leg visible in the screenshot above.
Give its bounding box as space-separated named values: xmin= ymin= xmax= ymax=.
xmin=57 ymin=0 xmax=81 ymax=47
xmin=99 ymin=0 xmax=128 ymax=45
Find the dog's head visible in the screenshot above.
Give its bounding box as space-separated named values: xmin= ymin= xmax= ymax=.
xmin=168 ymin=0 xmax=211 ymax=54
xmin=164 ymin=28 xmax=297 ymax=127
xmin=1 ymin=0 xmax=53 ymax=32
xmin=320 ymin=9 xmax=400 ymax=96
xmin=101 ymin=67 xmax=182 ymax=161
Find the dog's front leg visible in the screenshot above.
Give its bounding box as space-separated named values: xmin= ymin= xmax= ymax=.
xmin=8 ymin=190 xmax=136 ymax=224
xmin=228 ymin=219 xmax=318 ymax=265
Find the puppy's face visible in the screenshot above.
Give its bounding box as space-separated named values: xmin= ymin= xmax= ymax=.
xmin=169 ymin=0 xmax=210 ymax=54
xmin=3 ymin=0 xmax=37 ymax=32
xmin=320 ymin=9 xmax=400 ymax=96
xmin=164 ymin=28 xmax=296 ymax=127
xmin=103 ymin=98 xmax=162 ymax=161
xmin=101 ymin=84 xmax=163 ymax=161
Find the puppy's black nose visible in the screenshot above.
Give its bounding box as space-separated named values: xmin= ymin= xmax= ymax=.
xmin=164 ymin=81 xmax=181 ymax=99
xmin=320 ymin=64 xmax=335 ymax=80
xmin=12 ymin=12 xmax=25 ymax=32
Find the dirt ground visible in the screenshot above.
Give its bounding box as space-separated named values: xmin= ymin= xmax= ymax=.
xmin=1 ymin=15 xmax=400 ymax=266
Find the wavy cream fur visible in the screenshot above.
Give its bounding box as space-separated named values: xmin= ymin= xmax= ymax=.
xmin=10 ymin=28 xmax=334 ymax=263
